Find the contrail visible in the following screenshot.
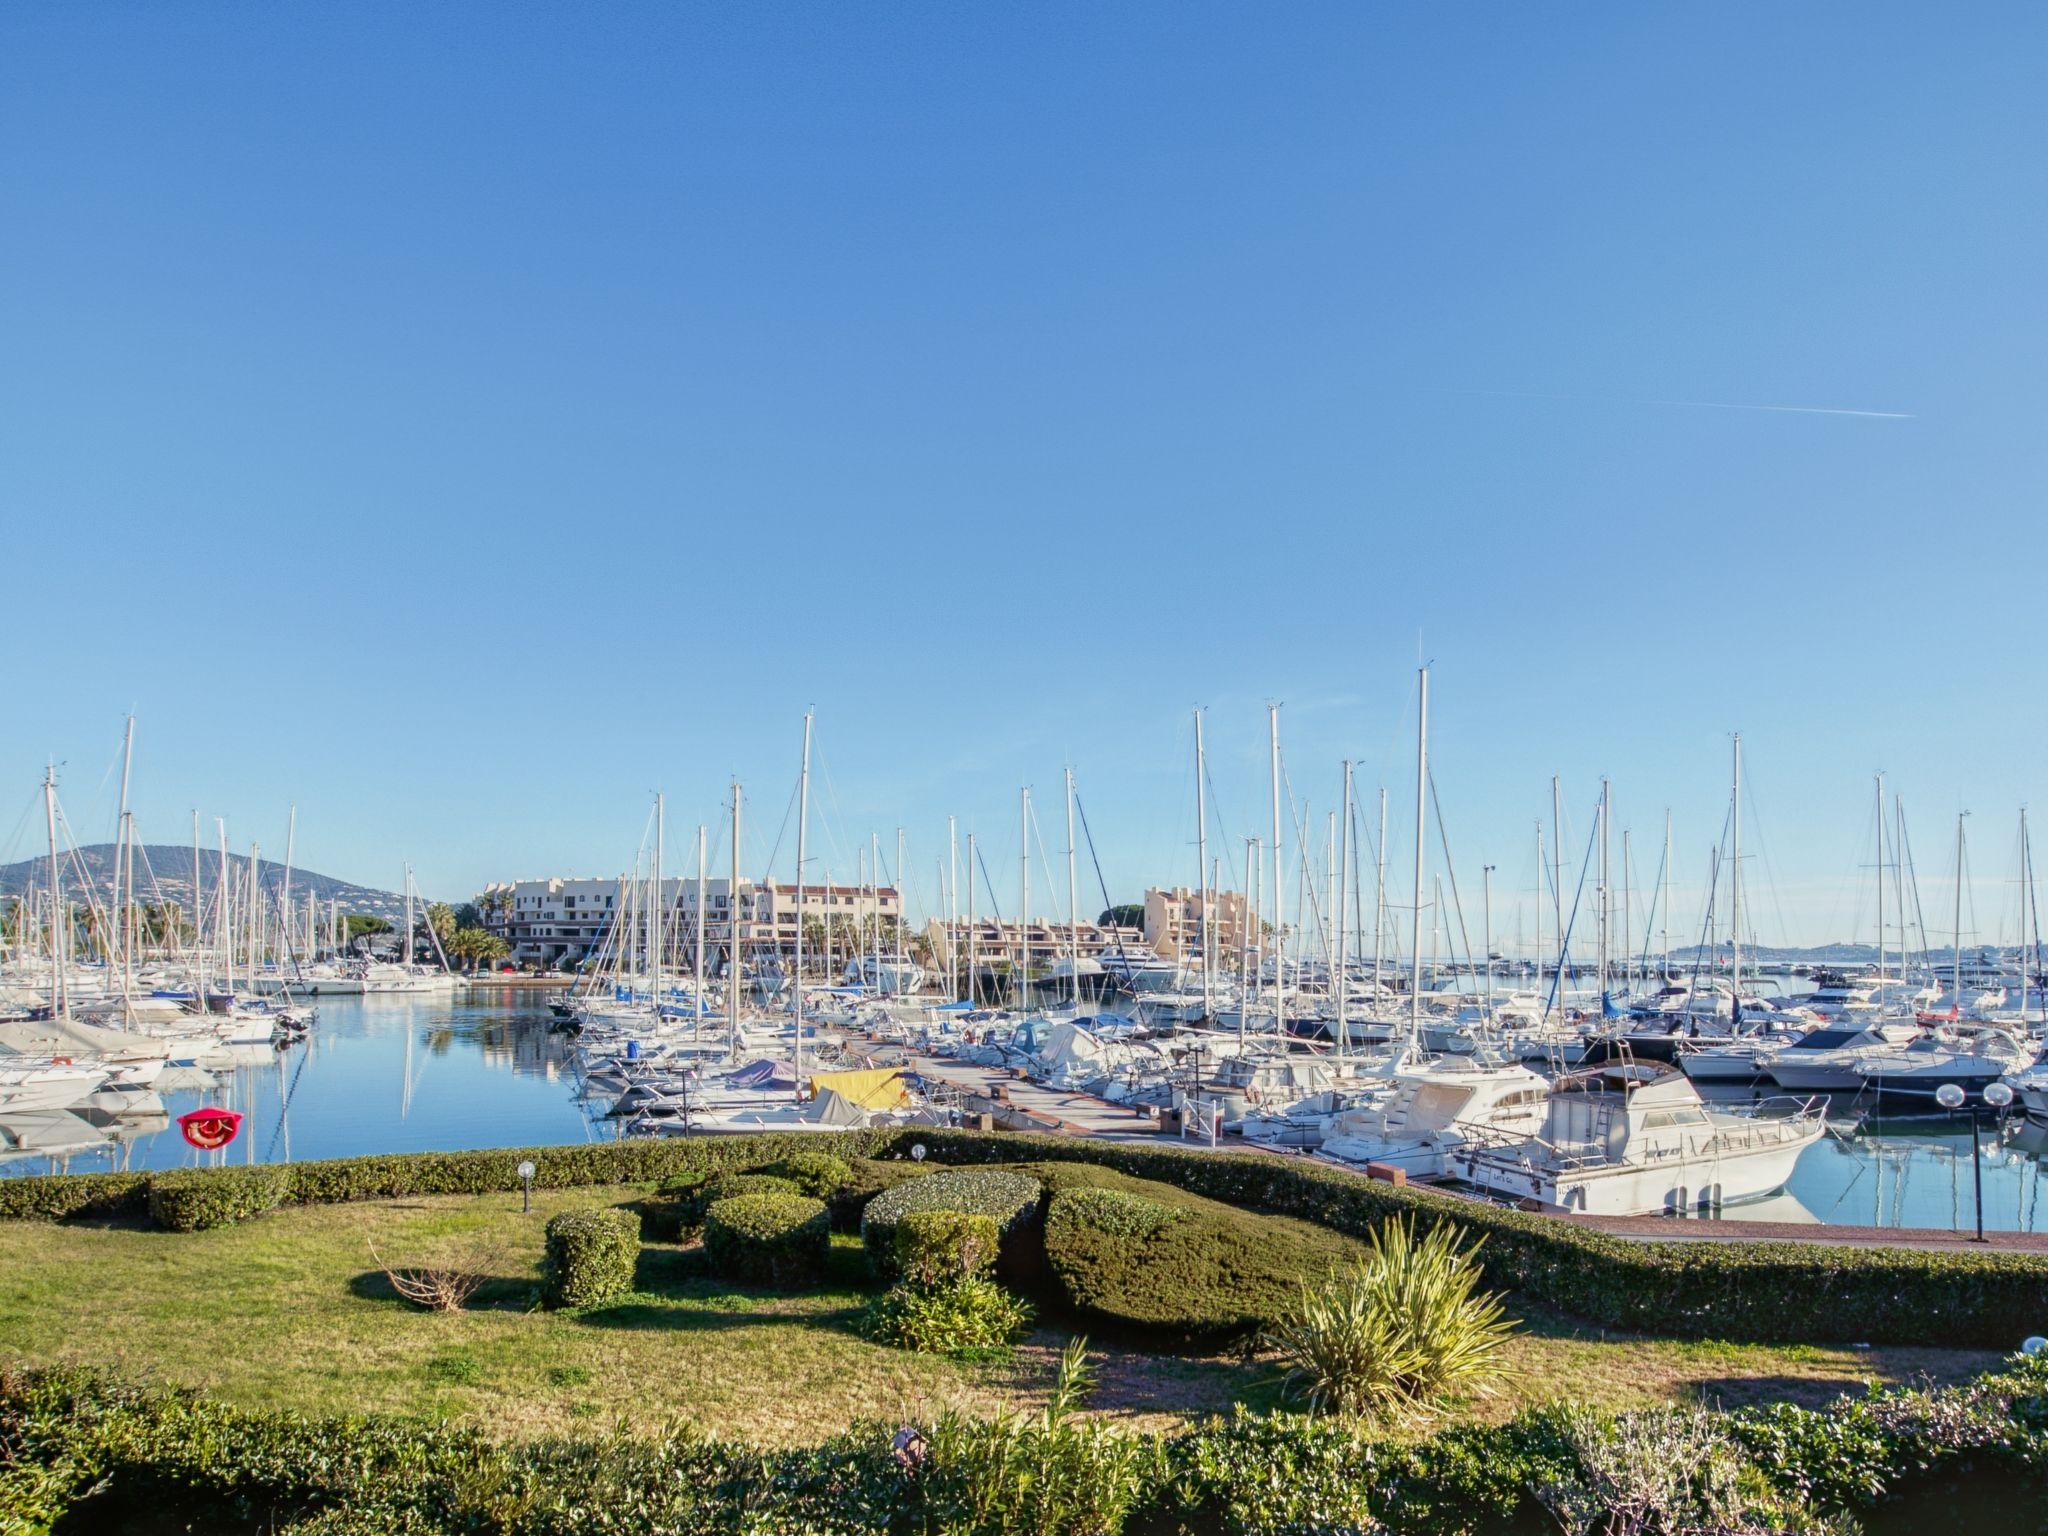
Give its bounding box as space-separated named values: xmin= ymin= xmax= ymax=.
xmin=1460 ymin=387 xmax=1913 ymax=420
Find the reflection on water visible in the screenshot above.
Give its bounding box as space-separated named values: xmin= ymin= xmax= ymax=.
xmin=10 ymin=989 xmax=2048 ymax=1234
xmin=0 ymin=987 xmax=606 ymax=1178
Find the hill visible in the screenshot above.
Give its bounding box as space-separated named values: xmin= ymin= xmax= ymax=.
xmin=0 ymin=844 xmax=412 ymax=921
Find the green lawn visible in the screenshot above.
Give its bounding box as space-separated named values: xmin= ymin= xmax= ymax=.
xmin=0 ymin=1186 xmax=2001 ymax=1444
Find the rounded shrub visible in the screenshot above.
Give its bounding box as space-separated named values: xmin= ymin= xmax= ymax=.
xmin=894 ymin=1211 xmax=1000 ymax=1288
xmin=1042 ymin=1181 xmax=1366 ymax=1343
xmin=860 ymin=1273 xmax=1033 ymax=1358
xmin=146 ymin=1165 xmax=290 ymax=1232
xmin=862 ymin=1169 xmax=1040 ymax=1280
xmin=756 ymin=1152 xmax=854 ymax=1199
xmin=643 ymin=1171 xmax=802 ymax=1242
xmin=703 ymin=1192 xmax=830 ymax=1289
xmin=544 ymin=1209 xmax=639 ymax=1308
xmin=825 ymin=1157 xmax=930 ymax=1233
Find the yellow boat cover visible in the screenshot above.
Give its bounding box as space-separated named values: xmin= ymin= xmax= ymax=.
xmin=808 ymin=1066 xmax=908 ymax=1110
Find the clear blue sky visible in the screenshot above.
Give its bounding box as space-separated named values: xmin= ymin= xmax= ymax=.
xmin=4 ymin=3 xmax=2043 ymax=951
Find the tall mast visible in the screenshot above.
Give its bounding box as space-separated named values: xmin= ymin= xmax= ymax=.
xmin=1335 ymin=760 xmax=1351 ymax=1063
xmin=651 ymin=792 xmax=665 ymax=1003
xmin=1953 ymin=810 xmax=1967 ymax=1008
xmin=1662 ymin=810 xmax=1672 ymax=980
xmin=1269 ymin=705 xmax=1284 ymax=1030
xmin=1064 ymin=771 xmax=1079 ymax=1009
xmin=281 ymin=803 xmax=296 ymax=975
xmin=43 ymin=762 xmax=64 ymax=1017
xmin=1534 ymin=822 xmax=1545 ymax=1006
xmin=896 ymin=826 xmax=908 ymax=980
xmin=1730 ymin=737 xmax=1742 ymax=1001
xmin=1240 ymin=838 xmax=1256 ymax=1045
xmin=114 ymin=714 xmax=134 ymax=994
xmin=1597 ymin=779 xmax=1610 ymax=999
xmin=795 ymin=713 xmax=812 ymax=1096
xmin=403 ymin=861 xmax=415 ymax=968
xmin=1019 ymin=789 xmax=1031 ymax=1001
xmin=694 ymin=824 xmax=707 ymax=1039
xmin=1194 ymin=710 xmax=1211 ymax=1021
xmin=947 ymin=815 xmax=959 ymax=1003
xmin=728 ymin=781 xmax=741 ymax=1042
xmin=1407 ymin=667 xmax=1428 ymax=1065
xmin=1873 ymin=772 xmax=1885 ymax=994
xmin=1621 ymin=828 xmax=1632 ymax=998
xmin=1551 ymin=775 xmax=1565 ymax=1008
xmin=1373 ymin=788 xmax=1387 ymax=1008
xmin=966 ymin=831 xmax=978 ymax=1006
xmin=192 ymin=810 xmax=203 ymax=995
xmin=1481 ymin=862 xmax=1494 ymax=1021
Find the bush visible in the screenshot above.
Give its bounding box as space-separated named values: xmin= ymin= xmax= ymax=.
xmin=642 ymin=1171 xmax=801 ymax=1241
xmin=825 ymin=1156 xmax=929 ymax=1233
xmin=146 ymin=1165 xmax=290 ymax=1232
xmin=862 ymin=1169 xmax=1041 ymax=1280
xmin=1264 ymin=1216 xmax=1517 ymax=1423
xmin=757 ymin=1151 xmax=855 ymax=1199
xmin=894 ymin=1211 xmax=1000 ymax=1288
xmin=861 ymin=1275 xmax=1034 ymax=1358
xmin=543 ymin=1209 xmax=638 ymax=1308
xmin=703 ymin=1192 xmax=830 ymax=1289
xmin=1042 ymin=1180 xmax=1365 ymax=1343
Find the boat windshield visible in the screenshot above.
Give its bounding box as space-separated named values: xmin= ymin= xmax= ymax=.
xmin=1790 ymin=1028 xmax=1862 ymax=1050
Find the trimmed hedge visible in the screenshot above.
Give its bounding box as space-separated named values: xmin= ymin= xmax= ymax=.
xmin=1042 ymin=1180 xmax=1366 ymax=1343
xmin=145 ymin=1165 xmax=289 ymax=1232
xmin=9 ymin=1125 xmax=2048 ymax=1345
xmin=9 ymin=1358 xmax=2048 ymax=1535
xmin=642 ymin=1171 xmax=803 ymax=1241
xmin=894 ymin=1210 xmax=1001 ymax=1287
xmin=825 ymin=1156 xmax=930 ymax=1233
xmin=861 ymin=1169 xmax=1041 ymax=1280
xmin=757 ymin=1151 xmax=854 ymax=1199
xmin=543 ymin=1209 xmax=638 ymax=1308
xmin=703 ymin=1192 xmax=831 ymax=1288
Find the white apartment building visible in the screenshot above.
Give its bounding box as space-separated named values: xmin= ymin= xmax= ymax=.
xmin=1143 ymin=886 xmax=1252 ymax=961
xmin=481 ymin=877 xmax=901 ymax=970
xmin=922 ymin=917 xmax=1152 ymax=972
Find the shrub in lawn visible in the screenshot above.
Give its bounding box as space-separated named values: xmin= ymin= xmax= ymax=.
xmin=861 ymin=1274 xmax=1034 ymax=1359
xmin=1042 ymin=1182 xmax=1364 ymax=1344
xmin=1536 ymin=1404 xmax=1814 ymax=1536
xmin=543 ymin=1209 xmax=639 ymax=1308
xmin=756 ymin=1151 xmax=854 ymax=1200
xmin=893 ymin=1211 xmax=1000 ymax=1287
xmin=920 ymin=1339 xmax=1167 ymax=1536
xmin=703 ymin=1192 xmax=830 ymax=1289
xmin=642 ymin=1170 xmax=801 ymax=1242
xmin=862 ymin=1169 xmax=1040 ymax=1280
xmin=825 ymin=1156 xmax=929 ymax=1233
xmin=1264 ymin=1216 xmax=1516 ymax=1424
xmin=145 ymin=1164 xmax=290 ymax=1232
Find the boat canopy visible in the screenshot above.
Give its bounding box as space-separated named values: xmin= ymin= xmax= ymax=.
xmin=808 ymin=1066 xmax=907 ymax=1110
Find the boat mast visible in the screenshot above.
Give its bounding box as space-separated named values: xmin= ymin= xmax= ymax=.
xmin=1064 ymin=771 xmax=1079 ymax=1010
xmin=1372 ymin=788 xmax=1387 ymax=1007
xmin=43 ymin=762 xmax=64 ymax=1017
xmin=1953 ymin=809 xmax=1967 ymax=1008
xmin=1019 ymin=789 xmax=1030 ymax=1004
xmin=1621 ymin=828 xmax=1632 ymax=998
xmin=1406 ymin=667 xmax=1428 ymax=1066
xmin=966 ymin=831 xmax=978 ymax=1005
xmin=192 ymin=810 xmax=203 ymax=997
xmin=1240 ymin=838 xmax=1255 ymax=1046
xmin=947 ymin=815 xmax=959 ymax=1003
xmin=1335 ymin=759 xmax=1351 ymax=1063
xmin=1730 ymin=737 xmax=1742 ymax=1005
xmin=281 ymin=802 xmax=296 ymax=978
xmin=1194 ymin=709 xmax=1211 ymax=1022
xmin=651 ymin=793 xmax=664 ymax=1004
xmin=1551 ymin=777 xmax=1564 ymax=1016
xmin=895 ymin=826 xmax=907 ymax=984
xmin=1662 ymin=810 xmax=1672 ymax=981
xmin=1598 ymin=778 xmax=1610 ymax=1001
xmin=403 ymin=861 xmax=415 ymax=969
xmin=694 ymin=824 xmax=707 ymax=1039
xmin=795 ymin=713 xmax=811 ymax=1097
xmin=1534 ymin=822 xmax=1544 ymax=1006
xmin=1269 ymin=704 xmax=1284 ymax=1035
xmin=1481 ymin=861 xmax=1494 ymax=1021
xmin=728 ymin=781 xmax=741 ymax=1044
xmin=114 ymin=714 xmax=134 ymax=1008
xmin=1872 ymin=771 xmax=1885 ymax=997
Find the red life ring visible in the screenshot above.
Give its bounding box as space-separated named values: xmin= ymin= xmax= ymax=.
xmin=52 ymin=1056 xmax=72 ymax=1065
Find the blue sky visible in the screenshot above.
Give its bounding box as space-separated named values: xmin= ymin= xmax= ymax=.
xmin=3 ymin=3 xmax=2043 ymax=950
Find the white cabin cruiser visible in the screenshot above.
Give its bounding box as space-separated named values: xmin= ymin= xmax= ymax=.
xmin=1758 ymin=1020 xmax=1921 ymax=1092
xmin=1315 ymin=1057 xmax=1551 ymax=1178
xmin=1449 ymin=1064 xmax=1826 ymax=1216
xmin=1850 ymin=1026 xmax=2031 ymax=1102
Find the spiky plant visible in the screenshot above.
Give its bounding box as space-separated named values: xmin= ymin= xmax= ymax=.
xmin=1265 ymin=1215 xmax=1517 ymax=1423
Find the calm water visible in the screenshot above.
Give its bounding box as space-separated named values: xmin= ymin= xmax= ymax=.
xmin=9 ymin=985 xmax=2048 ymax=1234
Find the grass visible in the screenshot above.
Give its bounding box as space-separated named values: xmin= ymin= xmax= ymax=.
xmin=0 ymin=1185 xmax=2002 ymax=1445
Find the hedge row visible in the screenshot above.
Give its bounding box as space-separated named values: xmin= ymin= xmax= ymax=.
xmin=9 ymin=1126 xmax=2048 ymax=1345
xmin=8 ymin=1358 xmax=2048 ymax=1535
xmin=860 ymin=1169 xmax=1041 ymax=1280
xmin=145 ymin=1165 xmax=290 ymax=1232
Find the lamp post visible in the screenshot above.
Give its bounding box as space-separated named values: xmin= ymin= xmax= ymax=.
xmin=517 ymin=1159 xmax=536 ymax=1214
xmin=1936 ymin=1081 xmax=2014 ymax=1243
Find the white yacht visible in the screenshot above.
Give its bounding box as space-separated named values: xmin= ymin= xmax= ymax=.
xmin=1850 ymin=1026 xmax=2031 ymax=1102
xmin=843 ymin=954 xmax=926 ymax=997
xmin=1448 ymin=1064 xmax=1826 ymax=1216
xmin=1758 ymin=1020 xmax=1921 ymax=1092
xmin=1315 ymin=1057 xmax=1551 ymax=1179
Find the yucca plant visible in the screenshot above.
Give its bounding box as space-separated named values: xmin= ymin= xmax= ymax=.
xmin=1265 ymin=1215 xmax=1517 ymax=1423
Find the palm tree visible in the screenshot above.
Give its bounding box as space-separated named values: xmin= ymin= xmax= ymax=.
xmin=801 ymin=916 xmax=828 ymax=979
